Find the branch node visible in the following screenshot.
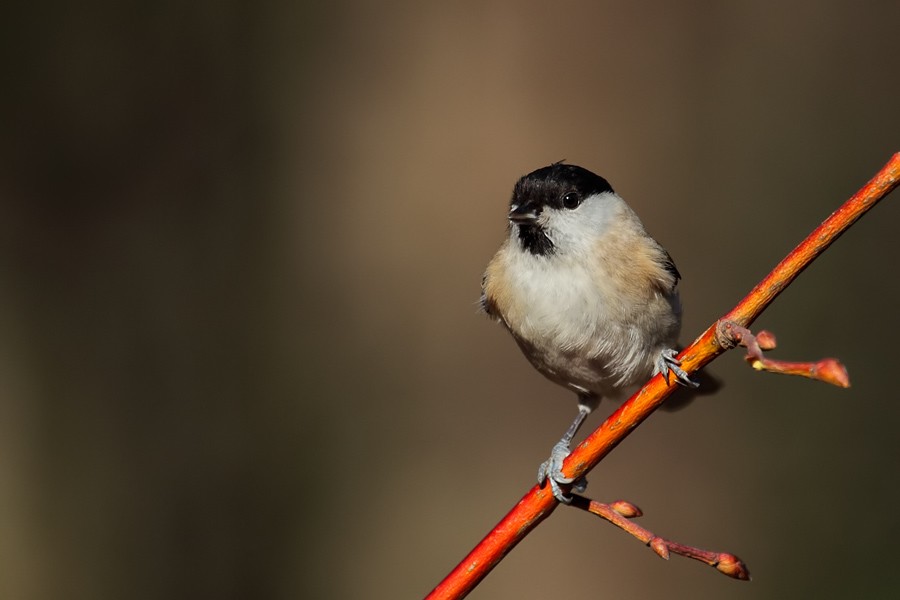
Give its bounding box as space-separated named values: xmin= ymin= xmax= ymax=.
xmin=714 ymin=320 xmax=741 ymax=350
xmin=650 ymin=537 xmax=670 ymax=560
xmin=716 ymin=553 xmax=752 ymax=581
xmin=756 ymin=330 xmax=777 ymax=350
xmin=609 ymin=500 xmax=642 ymax=518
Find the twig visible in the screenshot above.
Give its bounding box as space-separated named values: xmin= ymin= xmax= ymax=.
xmin=717 ymin=323 xmax=850 ymax=387
xmin=425 ymin=153 xmax=900 ymax=600
xmin=568 ymin=495 xmax=751 ymax=580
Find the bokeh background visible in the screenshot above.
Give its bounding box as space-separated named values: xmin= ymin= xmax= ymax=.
xmin=2 ymin=1 xmax=900 ymax=599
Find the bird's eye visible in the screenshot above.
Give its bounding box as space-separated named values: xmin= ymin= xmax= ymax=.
xmin=562 ymin=192 xmax=581 ymax=209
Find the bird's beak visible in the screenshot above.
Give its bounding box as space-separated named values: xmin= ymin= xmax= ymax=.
xmin=508 ymin=204 xmax=539 ymax=224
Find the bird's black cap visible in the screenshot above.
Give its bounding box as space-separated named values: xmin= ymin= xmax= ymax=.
xmin=509 ymin=163 xmax=614 ymax=256
xmin=512 ymin=163 xmax=614 ymax=211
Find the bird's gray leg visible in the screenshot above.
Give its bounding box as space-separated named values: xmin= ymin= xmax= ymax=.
xmin=656 ymin=348 xmax=699 ymax=388
xmin=538 ymin=394 xmax=598 ymax=503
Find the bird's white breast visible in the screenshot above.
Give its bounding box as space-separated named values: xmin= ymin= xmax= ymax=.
xmin=484 ymin=231 xmax=680 ymax=397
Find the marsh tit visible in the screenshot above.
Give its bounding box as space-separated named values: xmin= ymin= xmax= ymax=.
xmin=481 ymin=163 xmax=697 ymax=503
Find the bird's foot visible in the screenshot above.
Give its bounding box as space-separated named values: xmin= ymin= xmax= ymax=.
xmin=656 ymin=348 xmax=699 ymax=388
xmin=537 ymin=440 xmax=587 ymax=504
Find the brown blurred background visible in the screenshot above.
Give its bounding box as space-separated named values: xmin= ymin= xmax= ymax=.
xmin=1 ymin=1 xmax=900 ymax=599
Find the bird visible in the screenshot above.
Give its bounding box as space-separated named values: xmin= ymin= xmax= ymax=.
xmin=481 ymin=162 xmax=697 ymax=503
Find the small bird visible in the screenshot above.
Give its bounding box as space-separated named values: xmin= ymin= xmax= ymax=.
xmin=481 ymin=162 xmax=697 ymax=503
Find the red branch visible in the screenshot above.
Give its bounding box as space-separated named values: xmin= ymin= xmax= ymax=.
xmin=425 ymin=154 xmax=900 ymax=599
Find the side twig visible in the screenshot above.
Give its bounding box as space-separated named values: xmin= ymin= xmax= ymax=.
xmin=717 ymin=323 xmax=850 ymax=387
xmin=568 ymin=495 xmax=751 ymax=580
xmin=425 ymin=153 xmax=900 ymax=600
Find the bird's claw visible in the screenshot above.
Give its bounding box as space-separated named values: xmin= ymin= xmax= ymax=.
xmin=656 ymin=348 xmax=699 ymax=388
xmin=537 ymin=440 xmax=587 ymax=503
